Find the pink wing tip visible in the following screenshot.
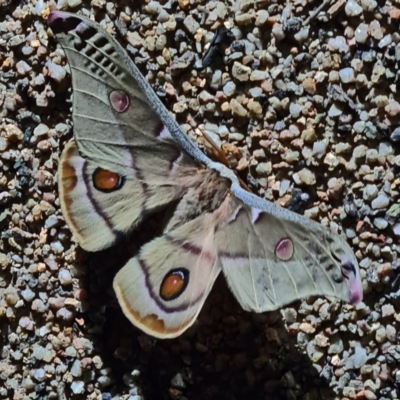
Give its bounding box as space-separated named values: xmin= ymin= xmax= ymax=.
xmin=47 ymin=12 xmax=88 ymax=35
xmin=47 ymin=11 xmax=67 ymax=26
xmin=350 ymin=277 xmax=363 ymax=305
xmin=341 ymin=260 xmax=363 ymax=305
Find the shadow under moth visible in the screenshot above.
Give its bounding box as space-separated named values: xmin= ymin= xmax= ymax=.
xmin=48 ymin=11 xmax=363 ymax=339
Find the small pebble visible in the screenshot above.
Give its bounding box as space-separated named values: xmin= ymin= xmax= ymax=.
xmin=339 ymin=68 xmax=355 ymax=83
xmin=183 ymin=16 xmax=199 ymax=35
xmin=58 ymin=269 xmax=72 ymax=286
xmin=232 ymin=61 xmax=251 ymax=82
xmin=71 ymin=381 xmax=85 ymax=394
xmin=46 ymin=61 xmax=66 ymax=82
xmin=32 ymin=369 xmax=46 ymax=382
xmin=373 ymin=218 xmax=388 ymax=230
xmin=223 ymin=81 xmax=236 ymax=97
xmin=363 ymin=184 xmax=378 ymax=201
xmin=375 ymin=326 xmax=386 ymax=343
xmin=345 ymin=0 xmax=363 ymax=16
xmin=21 ymin=288 xmax=35 ymax=302
xmin=390 ymin=127 xmax=400 ymax=142
xmin=371 ymin=194 xmax=390 ymax=209
xmin=293 ymin=168 xmax=316 ymax=185
xmin=355 ymin=23 xmax=369 ymax=43
xmin=71 ymin=359 xmax=82 ymax=377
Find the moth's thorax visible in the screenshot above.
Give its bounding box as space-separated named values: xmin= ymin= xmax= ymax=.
xmin=165 ymin=170 xmax=230 ymax=232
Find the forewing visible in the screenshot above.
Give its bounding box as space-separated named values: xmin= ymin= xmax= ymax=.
xmin=49 ymin=12 xmax=204 ymax=251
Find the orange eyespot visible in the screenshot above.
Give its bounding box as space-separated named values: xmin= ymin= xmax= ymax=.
xmin=93 ymin=168 xmax=123 ymax=192
xmin=160 ymin=269 xmax=189 ymax=301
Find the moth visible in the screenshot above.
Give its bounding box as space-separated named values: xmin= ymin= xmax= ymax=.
xmin=48 ymin=12 xmax=363 ymax=339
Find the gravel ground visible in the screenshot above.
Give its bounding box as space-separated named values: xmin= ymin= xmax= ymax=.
xmin=1 ymin=0 xmax=400 ymax=399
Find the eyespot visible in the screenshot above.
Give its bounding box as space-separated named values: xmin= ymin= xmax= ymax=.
xmin=110 ymin=90 xmax=130 ymax=113
xmin=93 ymin=168 xmax=123 ymax=192
xmin=341 ymin=261 xmax=355 ymax=279
xmin=160 ymin=268 xmax=189 ymax=301
xmin=275 ymin=238 xmax=293 ymax=260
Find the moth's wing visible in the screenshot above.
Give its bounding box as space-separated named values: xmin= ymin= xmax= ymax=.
xmin=216 ymin=195 xmax=363 ymax=312
xmin=59 ymin=142 xmax=200 ymax=251
xmin=48 ymin=12 xmax=181 ymax=171
xmin=113 ymin=214 xmax=221 ymax=339
xmin=50 ymin=12 xmax=203 ymax=251
xmin=48 ymin=11 xmax=209 ymax=165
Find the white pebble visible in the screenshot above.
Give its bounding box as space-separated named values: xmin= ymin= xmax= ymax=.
xmin=279 ymin=179 xmax=291 ymax=196
xmin=65 ymin=346 xmax=77 ymax=358
xmin=375 ymin=326 xmax=386 ymax=343
xmin=328 ymin=103 xmax=344 ymax=117
xmin=355 ymin=23 xmax=368 ymax=43
xmin=378 ymin=34 xmax=392 ymax=48
xmin=32 ymin=344 xmax=46 ymax=360
xmin=353 ymin=121 xmax=365 ymax=133
xmin=373 ymin=218 xmax=388 ymax=230
xmin=351 ymin=346 xmax=368 ymax=368
xmin=312 ymin=141 xmax=326 ymax=158
xmin=71 ymin=359 xmax=82 ymax=377
xmin=223 ymin=81 xmax=236 ymax=97
xmin=327 ymin=36 xmax=349 ymax=53
xmin=145 ymin=1 xmax=160 ymax=13
xmin=67 ymin=0 xmax=82 ymax=6
xmin=248 ymin=87 xmax=263 ymax=97
xmin=71 ymin=381 xmax=85 ymax=394
xmin=393 ymin=223 xmax=400 ymax=237
xmin=35 ymin=0 xmax=45 ymax=15
xmin=272 ymin=23 xmax=285 ymax=41
xmin=361 ymin=0 xmax=377 ymax=11
xmin=58 ymin=269 xmax=72 ymax=286
xmin=33 ymin=123 xmax=49 ymax=139
xmin=289 ymin=103 xmax=303 ymax=119
xmin=371 ymin=194 xmax=390 ymax=209
xmin=51 ymin=241 xmax=64 ymax=254
xmin=339 ymin=68 xmax=355 ymax=83
xmin=16 ymin=60 xmax=32 ymax=76
xmin=293 ymin=168 xmax=316 ymax=185
xmin=353 ymin=144 xmax=368 ymax=159
xmin=294 ymin=28 xmax=309 ymax=42
xmin=345 ymin=0 xmax=363 ymax=16
xmin=379 ymin=142 xmax=394 ymax=157
xmin=32 ymin=368 xmax=46 ymax=382
xmin=46 ymin=61 xmax=67 ymax=83
xmin=363 ymin=184 xmax=378 ymax=201
xmin=21 ymin=288 xmax=35 ymax=302
xmin=229 ymin=133 xmax=244 ymax=141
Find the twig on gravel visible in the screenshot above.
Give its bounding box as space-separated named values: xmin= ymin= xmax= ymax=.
xmin=303 ymin=0 xmax=332 ymax=26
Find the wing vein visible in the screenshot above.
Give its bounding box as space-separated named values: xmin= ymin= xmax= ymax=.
xmin=64 ymin=45 xmax=144 ymax=102
xmin=74 ymin=113 xmax=129 ymax=126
